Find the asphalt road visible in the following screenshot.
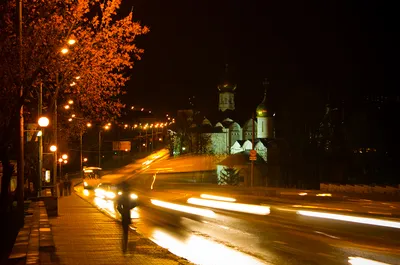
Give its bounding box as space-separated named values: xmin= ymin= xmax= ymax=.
xmin=80 ymin=151 xmax=400 ymax=264
xmin=81 ymin=186 xmax=400 ymax=265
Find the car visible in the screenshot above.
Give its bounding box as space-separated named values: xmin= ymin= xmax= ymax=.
xmin=94 ymin=182 xmax=139 ymax=201
xmin=94 ymin=183 xmax=120 ymax=200
xmin=82 ymin=167 xmax=103 ymax=189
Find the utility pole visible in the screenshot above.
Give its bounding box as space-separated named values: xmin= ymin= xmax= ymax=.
xmin=151 ymin=127 xmax=154 ymax=152
xmin=145 ymin=129 xmax=148 ymax=152
xmin=52 ymin=97 xmax=57 ymax=195
xmin=98 ymin=130 xmax=101 ymax=167
xmin=38 ymin=83 xmax=43 ymax=196
xmin=80 ymin=132 xmax=83 ymax=177
xmin=139 ymin=130 xmax=141 ymax=153
xmin=251 ymin=113 xmax=255 ymax=187
xmin=16 ymin=0 xmax=24 ymax=214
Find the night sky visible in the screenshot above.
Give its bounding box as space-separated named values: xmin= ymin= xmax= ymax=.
xmin=121 ymin=0 xmax=394 ymax=119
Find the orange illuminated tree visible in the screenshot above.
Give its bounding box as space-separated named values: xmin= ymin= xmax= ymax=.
xmin=0 ymin=0 xmax=148 ymax=210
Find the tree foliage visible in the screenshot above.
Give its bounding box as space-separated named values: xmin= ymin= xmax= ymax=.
xmin=0 ymin=0 xmax=148 ymax=209
xmin=1 ymin=0 xmax=148 ymax=133
xmin=219 ymin=166 xmax=239 ymax=186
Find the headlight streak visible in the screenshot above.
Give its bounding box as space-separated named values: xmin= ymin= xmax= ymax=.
xmin=151 ymin=229 xmax=265 ymax=265
xmin=187 ymin=198 xmax=270 ymax=215
xmin=200 ymin=194 xmax=236 ymax=202
xmin=106 ymin=191 xmax=116 ymax=199
xmin=316 ymin=193 xmax=332 ymax=197
xmin=94 ymin=188 xmax=105 ymax=199
xmin=150 ymin=199 xmax=216 ymax=218
xmin=348 ymin=256 xmax=391 ymax=265
xmin=297 ymin=210 xmax=400 ymax=229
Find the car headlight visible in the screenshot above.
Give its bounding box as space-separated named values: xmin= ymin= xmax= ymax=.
xmin=84 ymin=181 xmax=88 ymax=187
xmin=130 ymin=193 xmax=138 ymax=199
xmin=94 ymin=188 xmax=105 ymax=198
xmin=106 ymin=191 xmax=116 ymax=199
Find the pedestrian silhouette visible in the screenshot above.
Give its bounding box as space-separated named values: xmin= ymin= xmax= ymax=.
xmin=117 ymin=181 xmax=136 ymax=252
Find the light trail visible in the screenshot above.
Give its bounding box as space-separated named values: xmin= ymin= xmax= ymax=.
xmin=187 ymin=198 xmax=270 ymax=215
xmin=348 ymin=257 xmax=391 ymax=265
xmin=200 ymin=194 xmax=236 ymax=202
xmin=297 ymin=210 xmax=400 ymax=229
xmin=151 ymin=199 xmax=216 ymax=218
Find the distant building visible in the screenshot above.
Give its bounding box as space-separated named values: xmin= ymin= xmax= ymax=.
xmin=176 ymin=67 xmax=276 ymax=162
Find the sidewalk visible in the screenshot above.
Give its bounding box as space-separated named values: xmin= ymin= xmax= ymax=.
xmin=49 ymin=193 xmax=192 ymax=265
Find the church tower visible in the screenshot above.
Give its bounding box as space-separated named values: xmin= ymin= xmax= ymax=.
xmin=256 ymin=78 xmax=274 ymax=139
xmin=218 ymin=64 xmax=236 ymax=112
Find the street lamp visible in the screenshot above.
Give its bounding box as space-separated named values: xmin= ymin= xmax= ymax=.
xmin=38 ymin=117 xmax=49 ymax=127
xmin=58 ymin=158 xmax=68 ymax=180
xmin=68 ymin=39 xmax=76 ymax=45
xmin=37 ymin=116 xmax=49 ymax=196
xmin=49 ymin=145 xmax=57 ymax=195
xmin=62 ymin=154 xmax=68 ymax=160
xmin=99 ymin=124 xmax=110 ymax=167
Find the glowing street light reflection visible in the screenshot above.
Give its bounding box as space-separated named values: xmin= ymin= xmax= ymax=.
xmin=200 ymin=194 xmax=236 ymax=202
xmin=150 ymin=199 xmax=216 ymax=218
xmin=187 ymin=198 xmax=270 ymax=215
xmin=297 ymin=210 xmax=400 ymax=229
xmin=151 ymin=229 xmax=265 ymax=265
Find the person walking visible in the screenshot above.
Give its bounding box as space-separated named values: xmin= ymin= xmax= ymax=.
xmin=58 ymin=178 xmax=64 ymax=197
xmin=64 ymin=173 xmax=71 ymax=196
xmin=116 ymin=182 xmax=136 ymax=252
xmin=67 ymin=177 xmax=72 ymax=195
xmin=63 ymin=175 xmax=69 ymax=196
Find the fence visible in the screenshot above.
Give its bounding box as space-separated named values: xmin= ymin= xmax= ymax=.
xmin=320 ymin=183 xmax=400 ymax=195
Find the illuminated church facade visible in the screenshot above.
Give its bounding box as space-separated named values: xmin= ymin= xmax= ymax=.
xmin=187 ymin=65 xmax=276 ymax=162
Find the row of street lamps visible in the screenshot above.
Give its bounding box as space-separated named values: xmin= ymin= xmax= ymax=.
xmin=34 ymin=37 xmax=77 ymax=196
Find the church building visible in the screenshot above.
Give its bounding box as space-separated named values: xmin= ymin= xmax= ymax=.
xmin=184 ymin=66 xmax=276 ymax=162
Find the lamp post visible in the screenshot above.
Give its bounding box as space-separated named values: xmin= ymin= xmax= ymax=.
xmin=99 ymin=125 xmax=110 ymax=167
xmin=80 ymin=131 xmax=83 ymax=176
xmin=49 ymin=145 xmax=57 ymax=195
xmin=59 ymin=154 xmax=68 ymax=179
xmin=81 ymin=123 xmax=91 ymax=176
xmin=37 ymin=116 xmax=49 ymax=196
xmin=53 ymin=38 xmax=75 ymax=195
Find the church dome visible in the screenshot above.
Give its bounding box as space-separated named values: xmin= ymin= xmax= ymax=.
xmin=217 ymin=64 xmax=236 ymax=93
xmin=218 ymin=82 xmax=237 ymax=93
xmin=256 ymin=102 xmax=268 ymax=117
xmin=256 ymin=89 xmax=268 ymax=117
